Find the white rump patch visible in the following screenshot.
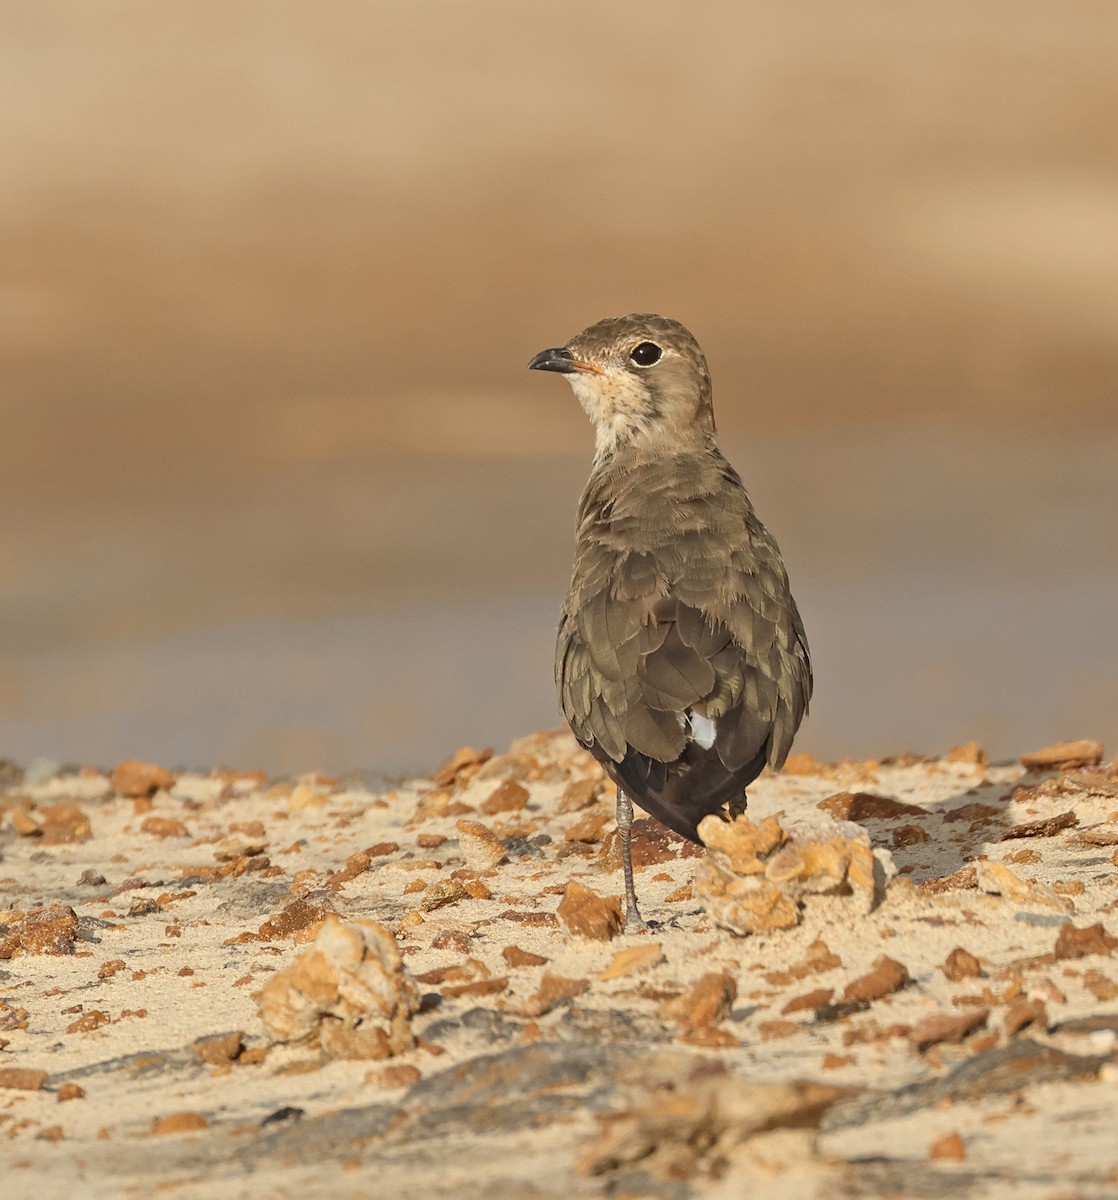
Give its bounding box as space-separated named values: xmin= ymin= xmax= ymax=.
xmin=681 ymin=711 xmax=717 ymax=750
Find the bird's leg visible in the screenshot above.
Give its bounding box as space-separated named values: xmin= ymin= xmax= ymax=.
xmin=728 ymin=791 xmax=747 ymax=822
xmin=616 ymin=789 xmax=648 ymax=931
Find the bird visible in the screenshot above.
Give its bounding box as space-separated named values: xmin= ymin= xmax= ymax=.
xmin=528 ymin=313 xmax=812 ymax=930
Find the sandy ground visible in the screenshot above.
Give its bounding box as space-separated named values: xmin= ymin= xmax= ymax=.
xmin=2 ymin=733 xmax=1117 ymax=1198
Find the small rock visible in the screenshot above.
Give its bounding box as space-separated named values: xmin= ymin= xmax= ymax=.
xmin=257 ymin=916 xmax=419 ymax=1059
xmin=56 ymin=1083 xmax=85 ymax=1102
xmin=662 ymin=971 xmax=737 ymax=1032
xmin=909 ymin=1008 xmax=989 ymax=1052
xmin=288 ymin=782 xmax=328 ymax=811
xmin=976 ymin=861 xmax=1072 ymax=913
xmin=681 ymin=1025 xmax=741 ymax=1048
xmin=781 ymin=752 xmax=824 ymax=774
xmin=696 ymin=812 xmax=889 ymax=937
xmin=67 ymin=1011 xmax=110 ymax=1033
xmin=365 ymin=1063 xmax=421 ymax=1089
xmin=192 ymin=1031 xmax=245 ymax=1064
xmin=757 ymin=1020 xmax=798 ymax=1041
xmin=918 ymin=865 xmax=978 ymax=893
xmin=213 ymin=831 xmax=267 ymax=860
xmin=111 ymin=759 xmax=174 ymax=797
xmin=229 ymin=819 xmax=266 ymax=838
xmin=1020 ymin=740 xmax=1103 ymax=769
xmin=1003 ymin=998 xmax=1047 ymax=1037
xmin=9 ymin=808 xmax=42 ymax=837
xmin=999 ymin=810 xmax=1078 ymax=841
xmin=326 ymin=851 xmax=371 ymax=891
xmin=524 ymin=973 xmax=590 ymax=1016
xmin=764 ymin=938 xmax=842 ymax=986
xmin=946 ymin=742 xmax=988 ymax=769
xmin=441 ymin=977 xmax=508 ymax=999
xmin=141 ymin=816 xmax=189 ymax=839
xmin=502 ymin=944 xmax=549 ymax=968
xmin=929 ymin=1131 xmax=967 ymax=1161
xmin=433 ymin=930 xmax=473 ymax=954
xmin=500 ymin=910 xmax=559 ymax=929
xmin=456 ymin=818 xmax=507 ymax=870
xmin=558 ymin=777 xmax=603 ymax=813
xmin=420 ymin=879 xmax=467 ymax=912
xmin=0 ymin=1068 xmax=48 ymax=1091
xmin=0 ymin=903 xmax=78 ymax=958
xmin=841 ymin=956 xmax=910 ymax=1003
xmin=782 ymin=987 xmax=834 ymax=1016
xmin=260 ymin=1106 xmax=304 ymax=1126
xmin=599 ymin=943 xmax=664 ymax=980
xmin=942 ymin=947 xmax=983 ymax=981
xmin=256 ymin=898 xmax=333 ymax=943
xmin=433 ymin=745 xmax=493 ymax=789
xmin=151 ymin=1112 xmax=208 ymax=1135
xmin=39 ymin=801 xmax=93 ymax=844
xmin=557 ymin=881 xmax=622 ymax=941
xmin=480 ymin=780 xmax=529 ymax=814
xmin=1054 ymin=922 xmax=1118 ymax=960
xmin=474 ymin=751 xmax=538 ymax=782
xmin=818 ymin=791 xmax=924 ymax=821
xmin=891 ymin=823 xmax=929 ymax=848
xmin=366 ymin=841 xmax=400 ymax=857
xmin=565 ymin=811 xmax=611 ymax=843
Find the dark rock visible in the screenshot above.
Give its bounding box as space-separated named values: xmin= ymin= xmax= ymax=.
xmin=260 ymin=1105 xmax=305 ymax=1126
xmin=827 ymin=1038 xmax=1109 ymax=1130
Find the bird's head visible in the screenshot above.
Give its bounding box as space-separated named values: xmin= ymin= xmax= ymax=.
xmin=528 ymin=313 xmax=715 ymax=461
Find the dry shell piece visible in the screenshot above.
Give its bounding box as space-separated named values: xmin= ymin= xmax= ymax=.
xmin=695 ymin=812 xmax=893 ymax=937
xmin=257 ymin=916 xmax=419 ymax=1060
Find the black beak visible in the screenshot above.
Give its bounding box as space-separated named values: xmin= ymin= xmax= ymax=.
xmin=527 ymin=346 xmax=578 ymax=374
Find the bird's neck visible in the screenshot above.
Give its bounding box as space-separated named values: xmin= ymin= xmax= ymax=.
xmin=591 ymin=422 xmax=718 ymax=471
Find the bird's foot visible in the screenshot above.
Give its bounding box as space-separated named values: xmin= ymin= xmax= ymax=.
xmin=623 ymin=903 xmax=650 ymax=933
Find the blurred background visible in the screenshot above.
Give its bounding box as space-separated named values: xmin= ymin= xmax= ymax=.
xmin=3 ymin=1 xmax=1117 ymax=777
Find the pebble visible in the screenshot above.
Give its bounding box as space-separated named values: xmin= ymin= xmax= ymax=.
xmin=841 ymin=956 xmax=910 ymax=1004
xmin=557 ymin=881 xmax=622 ymax=941
xmin=111 ymin=759 xmax=174 ymax=797
xmin=456 ymin=818 xmax=507 ymax=869
xmin=1054 ymin=922 xmax=1118 ymax=960
xmin=942 ymin=947 xmax=982 ymax=981
xmin=929 ymin=1131 xmax=967 ymax=1161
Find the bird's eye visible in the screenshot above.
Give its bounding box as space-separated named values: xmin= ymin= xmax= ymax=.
xmin=629 ymin=342 xmax=662 ymax=367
